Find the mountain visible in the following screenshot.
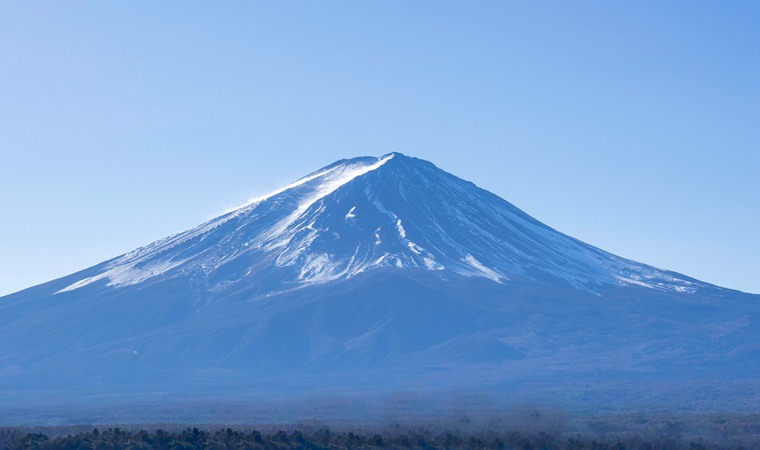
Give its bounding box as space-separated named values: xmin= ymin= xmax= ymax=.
xmin=49 ymin=152 xmax=713 ymax=295
xmin=1 ymin=152 xmax=758 ymax=419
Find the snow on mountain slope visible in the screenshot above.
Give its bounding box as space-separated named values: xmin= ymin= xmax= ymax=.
xmin=55 ymin=152 xmax=706 ymax=297
xmin=57 ymin=154 xmax=396 ymax=293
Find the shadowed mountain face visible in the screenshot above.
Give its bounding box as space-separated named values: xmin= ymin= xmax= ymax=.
xmin=1 ymin=153 xmax=758 ymax=413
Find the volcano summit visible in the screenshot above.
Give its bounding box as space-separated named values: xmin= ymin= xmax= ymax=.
xmin=54 ymin=152 xmax=713 ymax=295
xmin=1 ymin=153 xmax=758 ymax=416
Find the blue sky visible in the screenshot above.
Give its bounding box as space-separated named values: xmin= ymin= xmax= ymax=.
xmin=1 ymin=1 xmax=758 ymax=295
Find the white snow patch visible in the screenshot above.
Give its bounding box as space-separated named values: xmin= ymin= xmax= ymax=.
xmin=57 ymin=258 xmax=188 ymax=293
xmin=298 ymin=253 xmax=333 ymax=282
xmin=395 ymin=219 xmax=407 ymax=239
xmin=259 ymin=154 xmax=396 ymax=248
xmin=423 ymin=257 xmax=444 ymax=270
xmin=375 ymin=253 xmax=390 ymax=265
xmin=345 ymin=206 xmax=357 ymax=219
xmin=226 ymin=161 xmax=353 ymax=214
xmin=407 ymin=241 xmax=423 ymax=255
xmin=616 ymin=276 xmax=660 ymax=290
xmin=463 ymin=254 xmax=502 ymax=283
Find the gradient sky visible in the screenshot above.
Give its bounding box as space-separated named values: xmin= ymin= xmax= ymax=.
xmin=1 ymin=1 xmax=758 ymax=296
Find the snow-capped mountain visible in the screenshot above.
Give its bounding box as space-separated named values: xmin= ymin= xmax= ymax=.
xmin=0 ymin=153 xmax=758 ymax=417
xmin=56 ymin=152 xmax=704 ymax=297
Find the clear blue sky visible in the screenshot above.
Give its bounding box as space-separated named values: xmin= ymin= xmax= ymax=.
xmin=1 ymin=1 xmax=758 ymax=295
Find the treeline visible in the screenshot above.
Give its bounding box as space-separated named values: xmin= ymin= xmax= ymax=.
xmin=1 ymin=426 xmax=724 ymax=449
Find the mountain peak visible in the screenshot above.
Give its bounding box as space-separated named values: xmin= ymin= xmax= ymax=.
xmin=51 ymin=153 xmax=711 ymax=298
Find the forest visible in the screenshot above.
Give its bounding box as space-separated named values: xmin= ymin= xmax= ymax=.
xmin=0 ymin=424 xmax=749 ymax=450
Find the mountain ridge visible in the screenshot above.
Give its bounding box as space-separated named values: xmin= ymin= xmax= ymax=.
xmin=40 ymin=152 xmax=725 ymax=299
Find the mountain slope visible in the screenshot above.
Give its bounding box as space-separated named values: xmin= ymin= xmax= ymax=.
xmin=0 ymin=152 xmax=757 ymax=414
xmin=53 ymin=153 xmax=711 ymax=297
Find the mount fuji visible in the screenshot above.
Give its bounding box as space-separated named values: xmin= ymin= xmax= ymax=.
xmin=1 ymin=153 xmax=758 ymax=416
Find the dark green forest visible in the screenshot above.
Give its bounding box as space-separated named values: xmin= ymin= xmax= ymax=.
xmin=0 ymin=425 xmax=745 ymax=450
